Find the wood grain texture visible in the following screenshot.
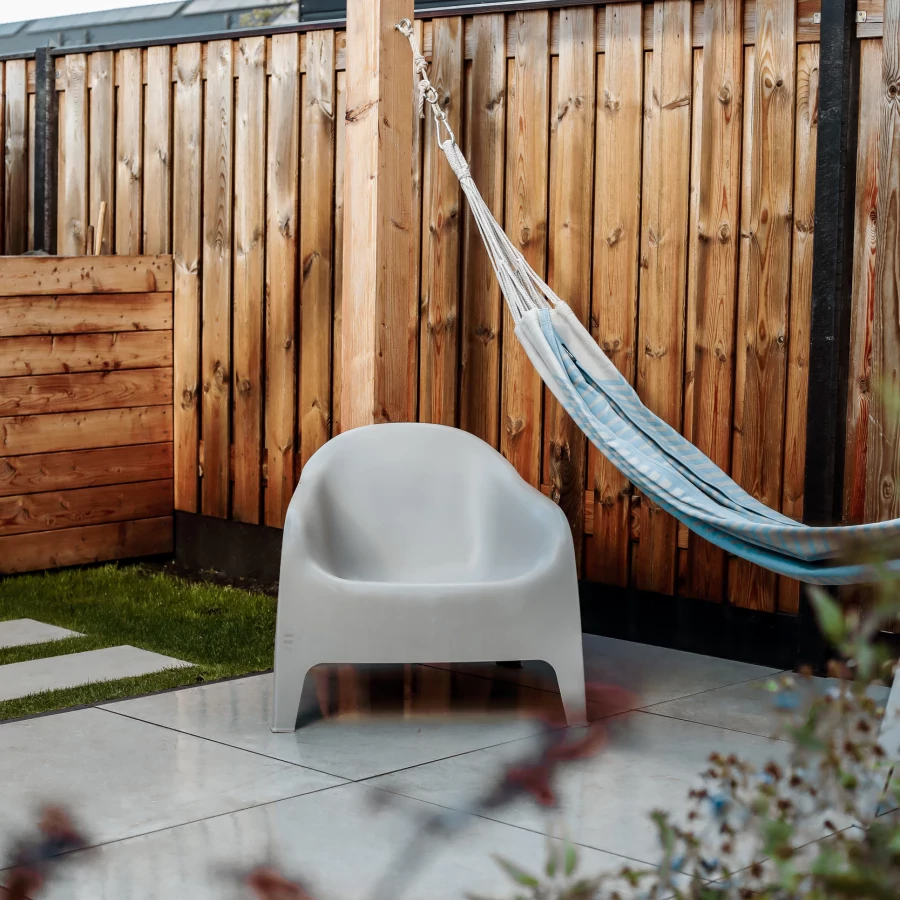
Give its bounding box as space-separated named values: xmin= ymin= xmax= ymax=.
xmin=0 ymin=62 xmax=4 ymax=254
xmin=201 ymin=40 xmax=234 ymax=519
xmin=172 ymin=43 xmax=203 ymax=514
xmin=341 ymin=0 xmax=414 ymax=431
xmin=0 ymin=443 xmax=173 ymax=498
xmin=587 ymin=4 xmax=643 ymax=587
xmin=0 ymin=256 xmax=172 ymax=296
xmin=143 ymin=45 xmax=172 ymax=255
xmin=0 ymin=406 xmax=172 ymax=456
xmin=332 ymin=69 xmax=347 ymax=437
xmin=0 ymin=331 xmax=172 ymax=378
xmin=0 ymin=516 xmax=173 ymax=575
xmin=232 ymin=36 xmax=267 ymax=524
xmin=0 ymin=368 xmax=173 ymax=417
xmin=116 ymin=49 xmax=143 ymax=254
xmin=867 ymin=0 xmax=900 ymax=524
xmin=0 ymin=293 xmax=171 ymax=336
xmin=60 ymin=55 xmax=89 ymax=256
xmin=459 ymin=14 xmax=505 ymax=448
xmin=729 ymin=0 xmax=795 ymax=612
xmin=634 ymin=1 xmax=692 ymax=595
xmin=545 ymin=6 xmax=595 ymax=562
xmin=264 ymin=33 xmax=300 ymax=527
xmin=299 ymin=30 xmax=335 ymax=468
xmin=844 ymin=41 xmax=883 ymax=525
xmin=682 ymin=0 xmax=743 ymax=601
xmin=0 ymin=479 xmax=173 ymax=536
xmin=4 ymin=59 xmax=27 ymax=255
xmin=89 ymin=52 xmax=115 ymax=255
xmin=407 ymin=18 xmax=425 ymax=424
xmin=419 ymin=16 xmax=463 ymax=428
xmin=779 ymin=42 xmax=818 ymax=614
xmin=501 ymin=11 xmax=550 ymax=488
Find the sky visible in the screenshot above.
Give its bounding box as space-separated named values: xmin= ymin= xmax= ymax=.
xmin=0 ymin=0 xmax=163 ymax=26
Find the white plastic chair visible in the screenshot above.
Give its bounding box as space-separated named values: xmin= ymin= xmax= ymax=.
xmin=271 ymin=422 xmax=587 ymax=732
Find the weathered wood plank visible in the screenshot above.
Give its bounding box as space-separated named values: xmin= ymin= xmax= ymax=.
xmin=779 ymin=42 xmax=818 ymax=614
xmin=634 ymin=0 xmax=693 ymax=595
xmin=729 ymin=0 xmax=796 ymax=612
xmin=0 ymin=406 xmax=172 ymax=457
xmin=0 ymin=331 xmax=172 ymax=379
xmin=172 ymin=43 xmax=203 ymax=515
xmin=264 ymin=33 xmax=300 ymax=527
xmin=59 ymin=54 xmax=89 ymax=255
xmin=232 ymin=36 xmax=267 ymax=524
xmin=143 ymin=45 xmax=172 ymax=255
xmin=116 ymin=49 xmax=143 ymax=254
xmin=0 ymin=369 xmax=173 ymax=417
xmin=89 ymin=52 xmax=115 ymax=255
xmin=407 ymin=18 xmax=425 ymax=425
xmin=545 ymin=6 xmax=595 ymax=564
xmin=4 ymin=59 xmax=28 ymax=255
xmin=459 ymin=14 xmax=505 ymax=448
xmin=867 ymin=0 xmax=900 ymax=524
xmin=419 ymin=17 xmax=464 ymax=428
xmin=0 ymin=516 xmax=174 ymax=575
xmin=0 ymin=62 xmax=4 ymax=254
xmin=501 ymin=11 xmax=550 ymax=489
xmin=0 ymin=293 xmax=171 ymax=337
xmin=299 ymin=30 xmax=336 ymax=469
xmin=0 ymin=256 xmax=172 ymax=296
xmin=332 ymin=68 xmax=347 ymax=437
xmin=27 ymin=91 xmax=34 ymax=252
xmin=0 ymin=479 xmax=173 ymax=537
xmin=586 ymin=4 xmax=643 ymax=587
xmin=0 ymin=443 xmax=173 ymax=498
xmin=682 ymin=0 xmax=743 ymax=601
xmin=844 ymin=41 xmax=883 ymax=525
xmin=201 ymin=40 xmax=234 ymax=519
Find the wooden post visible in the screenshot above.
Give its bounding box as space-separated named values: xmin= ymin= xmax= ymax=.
xmin=341 ymin=0 xmax=414 ymax=431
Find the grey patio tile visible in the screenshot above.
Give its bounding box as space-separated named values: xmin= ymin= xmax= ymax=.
xmin=0 ymin=707 xmax=343 ymax=866
xmin=0 ymin=618 xmax=82 ymax=649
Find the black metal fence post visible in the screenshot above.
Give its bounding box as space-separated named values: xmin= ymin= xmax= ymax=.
xmin=33 ymin=46 xmax=59 ymax=255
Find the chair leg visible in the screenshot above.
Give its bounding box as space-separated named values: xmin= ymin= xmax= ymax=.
xmin=548 ymin=648 xmax=588 ymax=728
xmin=271 ymin=651 xmax=314 ymax=733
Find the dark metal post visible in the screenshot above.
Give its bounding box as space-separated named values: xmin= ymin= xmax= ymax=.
xmin=33 ymin=46 xmax=59 ymax=255
xmin=799 ymin=0 xmax=860 ymax=668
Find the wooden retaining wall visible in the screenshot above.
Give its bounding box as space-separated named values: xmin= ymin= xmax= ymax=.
xmin=0 ymin=256 xmax=175 ymax=574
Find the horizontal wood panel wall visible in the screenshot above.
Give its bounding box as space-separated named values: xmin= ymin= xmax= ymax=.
xmin=19 ymin=1 xmax=828 ymax=611
xmin=0 ymin=256 xmax=174 ymax=574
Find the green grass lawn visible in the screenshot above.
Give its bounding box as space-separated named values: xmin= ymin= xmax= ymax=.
xmin=0 ymin=564 xmax=277 ymax=721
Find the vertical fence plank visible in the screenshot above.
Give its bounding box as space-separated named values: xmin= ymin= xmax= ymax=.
xmin=729 ymin=0 xmax=796 ymax=612
xmin=587 ymin=3 xmax=643 ymax=586
xmin=201 ymin=40 xmax=234 ymax=519
xmin=780 ymin=42 xmax=819 ymax=613
xmin=60 ymin=55 xmax=89 ymax=256
xmin=144 ymin=46 xmax=172 ymax=255
xmin=27 ymin=91 xmax=35 ymax=251
xmin=299 ymin=30 xmax=336 ymax=470
xmin=232 ymin=36 xmax=267 ymax=524
xmin=4 ymin=59 xmax=27 ymax=255
xmin=545 ymin=5 xmax=595 ymax=559
xmin=502 ymin=10 xmax=550 ymax=488
xmin=0 ymin=62 xmax=4 ymax=254
xmin=420 ymin=17 xmax=463 ymax=427
xmin=844 ymin=41 xmax=883 ymax=524
xmin=633 ymin=1 xmax=692 ymax=595
xmin=868 ymin=0 xmax=900 ymax=524
xmin=407 ymin=18 xmax=425 ymax=424
xmin=682 ymin=0 xmax=743 ymax=600
xmin=460 ymin=14 xmax=505 ymax=447
xmin=116 ymin=49 xmax=143 ymax=254
xmin=89 ymin=52 xmax=115 ymax=255
xmin=57 ymin=87 xmax=67 ymax=254
xmin=173 ymin=44 xmax=203 ymax=514
xmin=332 ymin=69 xmax=347 ymax=438
xmin=265 ymin=34 xmax=300 ymax=527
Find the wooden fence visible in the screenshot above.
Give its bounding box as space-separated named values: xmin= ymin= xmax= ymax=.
xmin=0 ymin=256 xmax=175 ymax=574
xmin=0 ymin=0 xmax=895 ymax=615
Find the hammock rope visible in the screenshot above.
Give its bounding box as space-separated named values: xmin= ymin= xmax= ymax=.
xmin=395 ymin=20 xmax=900 ymax=585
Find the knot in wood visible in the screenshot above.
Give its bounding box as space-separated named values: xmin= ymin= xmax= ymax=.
xmin=889 ymin=81 xmax=899 ymax=98
xmin=714 ymin=345 xmax=727 ymax=363
xmin=775 ymin=77 xmax=784 ymax=89
xmin=601 ymin=338 xmax=621 ymax=353
xmin=283 ymin=338 xmax=293 ymax=350
xmin=519 ymin=226 xmax=531 ymax=246
xmin=214 ymin=362 xmax=227 ymax=385
xmin=606 ymin=225 xmax=623 ymax=248
xmin=882 ymin=477 xmax=894 ymax=503
xmin=718 ymin=222 xmax=731 ymax=243
xmin=506 ymin=415 xmax=525 ymax=438
xmin=239 ymin=378 xmax=252 ymax=394
xmin=181 ymin=389 xmax=195 ymax=408
xmin=775 ymin=332 xmax=786 ymax=347
xmin=717 ymin=83 xmax=732 ymax=105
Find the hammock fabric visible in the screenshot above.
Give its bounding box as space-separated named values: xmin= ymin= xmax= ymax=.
xmin=397 ymin=21 xmax=900 ymax=585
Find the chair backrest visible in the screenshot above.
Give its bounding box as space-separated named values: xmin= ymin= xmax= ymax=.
xmin=302 ymin=424 xmax=516 ymax=582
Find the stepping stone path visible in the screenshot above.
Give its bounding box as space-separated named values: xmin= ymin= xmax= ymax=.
xmin=0 ymin=619 xmax=190 ymax=704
